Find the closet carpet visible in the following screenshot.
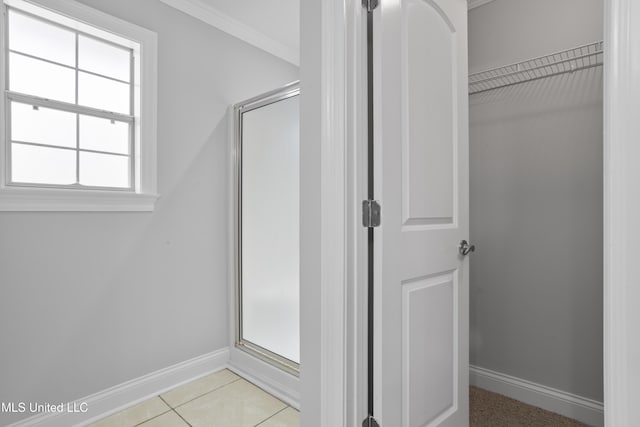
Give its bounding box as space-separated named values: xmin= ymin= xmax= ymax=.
xmin=470 ymin=386 xmax=582 ymax=427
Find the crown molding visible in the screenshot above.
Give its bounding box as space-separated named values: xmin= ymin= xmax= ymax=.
xmin=468 ymin=0 xmax=498 ymax=10
xmin=158 ymin=0 xmax=299 ymax=66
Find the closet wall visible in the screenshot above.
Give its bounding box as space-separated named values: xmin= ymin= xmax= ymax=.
xmin=0 ymin=1 xmax=298 ymax=425
xmin=468 ymin=0 xmax=603 ymax=402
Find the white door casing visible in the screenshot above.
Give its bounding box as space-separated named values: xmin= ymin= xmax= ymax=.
xmin=373 ymin=0 xmax=469 ymax=426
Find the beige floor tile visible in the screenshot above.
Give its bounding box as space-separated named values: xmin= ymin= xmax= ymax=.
xmin=175 ymin=379 xmax=287 ymax=427
xmin=137 ymin=410 xmax=189 ymax=427
xmin=257 ymin=407 xmax=300 ymax=427
xmin=161 ymin=369 xmax=240 ymax=407
xmin=88 ymin=397 xmax=170 ymax=427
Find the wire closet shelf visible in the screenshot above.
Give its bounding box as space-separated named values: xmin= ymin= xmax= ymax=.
xmin=468 ymin=41 xmax=604 ymax=95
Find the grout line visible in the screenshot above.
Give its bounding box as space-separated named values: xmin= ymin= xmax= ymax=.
xmin=230 ymin=374 xmax=291 ymax=409
xmin=253 ymin=406 xmax=289 ymax=427
xmin=171 ymin=408 xmax=193 ymax=427
xmin=172 ymin=377 xmax=243 ymax=409
xmin=157 ymin=395 xmax=171 ymax=409
xmin=131 ymin=408 xmax=173 ymax=426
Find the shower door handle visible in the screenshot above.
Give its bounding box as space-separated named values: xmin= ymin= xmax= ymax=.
xmin=459 ymin=240 xmax=475 ymax=256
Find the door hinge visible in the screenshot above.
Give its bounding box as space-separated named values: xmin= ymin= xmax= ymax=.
xmin=363 ymin=0 xmax=379 ymax=12
xmin=363 ymin=200 xmax=381 ymax=228
xmin=362 ymin=415 xmax=381 ymax=427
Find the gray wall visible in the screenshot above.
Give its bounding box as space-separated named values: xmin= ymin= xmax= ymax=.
xmin=469 ymin=0 xmax=603 ymax=401
xmin=0 ymin=1 xmax=298 ymax=424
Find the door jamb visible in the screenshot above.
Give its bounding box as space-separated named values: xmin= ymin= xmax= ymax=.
xmin=299 ymin=0 xmax=368 ymax=425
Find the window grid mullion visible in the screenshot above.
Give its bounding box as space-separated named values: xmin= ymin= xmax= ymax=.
xmin=8 ymin=50 xmax=132 ymax=85
xmin=11 ymin=140 xmax=132 ymax=158
xmin=7 ymin=91 xmax=134 ymax=122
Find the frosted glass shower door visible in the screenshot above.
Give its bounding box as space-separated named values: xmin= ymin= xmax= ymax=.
xmin=235 ymin=83 xmax=300 ymax=372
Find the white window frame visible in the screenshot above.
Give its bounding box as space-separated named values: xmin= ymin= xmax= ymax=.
xmin=0 ymin=0 xmax=158 ymax=211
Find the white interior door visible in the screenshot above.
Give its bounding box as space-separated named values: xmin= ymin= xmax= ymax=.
xmin=373 ymin=0 xmax=469 ymax=426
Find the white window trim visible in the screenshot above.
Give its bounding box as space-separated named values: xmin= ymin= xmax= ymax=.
xmin=0 ymin=0 xmax=159 ymax=211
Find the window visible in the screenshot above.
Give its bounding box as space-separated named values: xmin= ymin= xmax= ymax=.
xmin=0 ymin=0 xmax=158 ymax=211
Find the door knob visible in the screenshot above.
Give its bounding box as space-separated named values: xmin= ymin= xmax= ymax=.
xmin=459 ymin=240 xmax=475 ymax=256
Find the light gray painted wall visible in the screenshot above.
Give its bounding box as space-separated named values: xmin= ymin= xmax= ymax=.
xmin=469 ymin=0 xmax=603 ymax=400
xmin=469 ymin=0 xmax=603 ymax=74
xmin=0 ymin=1 xmax=298 ymax=424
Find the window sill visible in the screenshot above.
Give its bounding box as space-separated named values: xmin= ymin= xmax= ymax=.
xmin=0 ymin=187 xmax=160 ymax=212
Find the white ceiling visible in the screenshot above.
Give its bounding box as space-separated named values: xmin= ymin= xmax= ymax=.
xmin=199 ymin=0 xmax=300 ymax=54
xmin=160 ymin=0 xmax=494 ymax=66
xmin=193 ymin=0 xmax=488 ymax=56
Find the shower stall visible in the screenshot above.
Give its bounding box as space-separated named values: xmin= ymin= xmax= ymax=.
xmin=228 ymin=81 xmax=301 ymax=401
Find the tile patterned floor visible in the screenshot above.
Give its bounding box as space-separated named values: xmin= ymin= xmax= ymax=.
xmin=89 ymin=369 xmax=299 ymax=427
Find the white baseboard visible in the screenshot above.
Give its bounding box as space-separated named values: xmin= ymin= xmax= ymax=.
xmin=8 ymin=348 xmax=230 ymax=427
xmin=470 ymin=365 xmax=604 ymax=427
xmin=228 ymin=347 xmax=300 ymax=409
